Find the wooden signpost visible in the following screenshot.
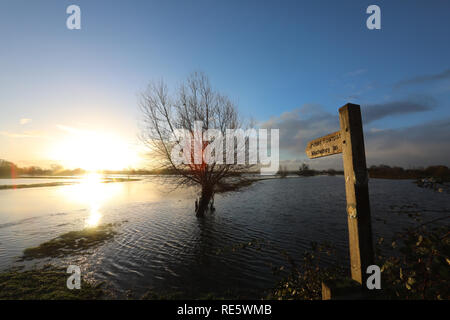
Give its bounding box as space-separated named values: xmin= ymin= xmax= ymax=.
xmin=305 ymin=103 xmax=374 ymax=299
xmin=305 ymin=131 xmax=342 ymax=159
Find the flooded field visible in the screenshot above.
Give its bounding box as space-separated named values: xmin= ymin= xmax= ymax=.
xmin=0 ymin=175 xmax=448 ymax=298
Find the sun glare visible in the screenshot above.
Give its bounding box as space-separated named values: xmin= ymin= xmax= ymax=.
xmin=49 ymin=127 xmax=140 ymax=171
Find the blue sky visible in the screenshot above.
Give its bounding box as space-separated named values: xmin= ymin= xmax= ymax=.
xmin=0 ymin=0 xmax=449 ymax=169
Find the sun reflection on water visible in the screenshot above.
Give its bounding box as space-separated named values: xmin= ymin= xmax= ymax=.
xmin=60 ymin=172 xmax=123 ymax=228
xmin=85 ymin=204 xmax=102 ymax=227
xmin=82 ymin=173 xmax=104 ymax=227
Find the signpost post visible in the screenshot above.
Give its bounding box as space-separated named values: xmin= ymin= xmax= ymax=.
xmin=305 ymin=103 xmax=374 ymax=299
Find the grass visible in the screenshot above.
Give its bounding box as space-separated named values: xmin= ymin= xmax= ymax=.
xmin=0 ymin=269 xmax=235 ymax=300
xmin=0 ymin=266 xmax=105 ymax=300
xmin=0 ymin=223 xmax=121 ymax=299
xmin=21 ymin=223 xmax=118 ymax=260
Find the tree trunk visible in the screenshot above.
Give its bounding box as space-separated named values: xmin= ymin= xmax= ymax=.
xmin=196 ymin=185 xmax=213 ymax=217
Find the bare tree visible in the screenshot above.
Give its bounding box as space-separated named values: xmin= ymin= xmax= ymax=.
xmin=139 ymin=72 xmax=251 ymax=216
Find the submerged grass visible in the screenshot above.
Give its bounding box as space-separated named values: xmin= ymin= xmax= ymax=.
xmin=215 ymin=178 xmax=259 ymax=194
xmin=21 ymin=223 xmax=119 ymax=260
xmin=0 ymin=178 xmax=140 ymax=190
xmin=0 ymin=266 xmax=106 ymax=300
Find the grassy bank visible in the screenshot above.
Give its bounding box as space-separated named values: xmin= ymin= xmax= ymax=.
xmin=0 ymin=266 xmax=105 ymax=300
xmin=269 ymin=212 xmax=450 ymax=300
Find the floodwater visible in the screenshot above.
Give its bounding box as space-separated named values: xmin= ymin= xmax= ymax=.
xmin=0 ymin=175 xmax=448 ymax=298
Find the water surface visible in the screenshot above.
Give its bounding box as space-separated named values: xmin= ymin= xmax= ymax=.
xmin=0 ymin=175 xmax=448 ymax=298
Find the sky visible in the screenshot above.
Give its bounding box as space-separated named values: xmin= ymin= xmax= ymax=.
xmin=0 ymin=0 xmax=449 ymax=170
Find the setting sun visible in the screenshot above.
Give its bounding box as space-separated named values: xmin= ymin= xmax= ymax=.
xmin=48 ymin=126 xmax=141 ymax=171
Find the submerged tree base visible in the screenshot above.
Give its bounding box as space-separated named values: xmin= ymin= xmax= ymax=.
xmin=0 ymin=266 xmax=105 ymax=300
xmin=21 ymin=223 xmax=119 ymax=260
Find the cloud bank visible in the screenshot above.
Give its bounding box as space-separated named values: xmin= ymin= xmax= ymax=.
xmin=261 ymin=99 xmax=449 ymax=170
xmin=362 ymin=97 xmax=436 ymax=124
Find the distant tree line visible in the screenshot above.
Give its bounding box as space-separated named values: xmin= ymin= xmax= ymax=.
xmin=275 ymin=164 xmax=344 ymax=177
xmin=274 ymin=163 xmax=450 ymax=181
xmin=0 ymin=159 xmax=237 ymax=178
xmin=368 ymin=164 xmax=450 ymax=181
xmin=2 ymin=159 xmax=449 ymax=182
xmin=0 ymin=160 xmax=86 ymax=178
